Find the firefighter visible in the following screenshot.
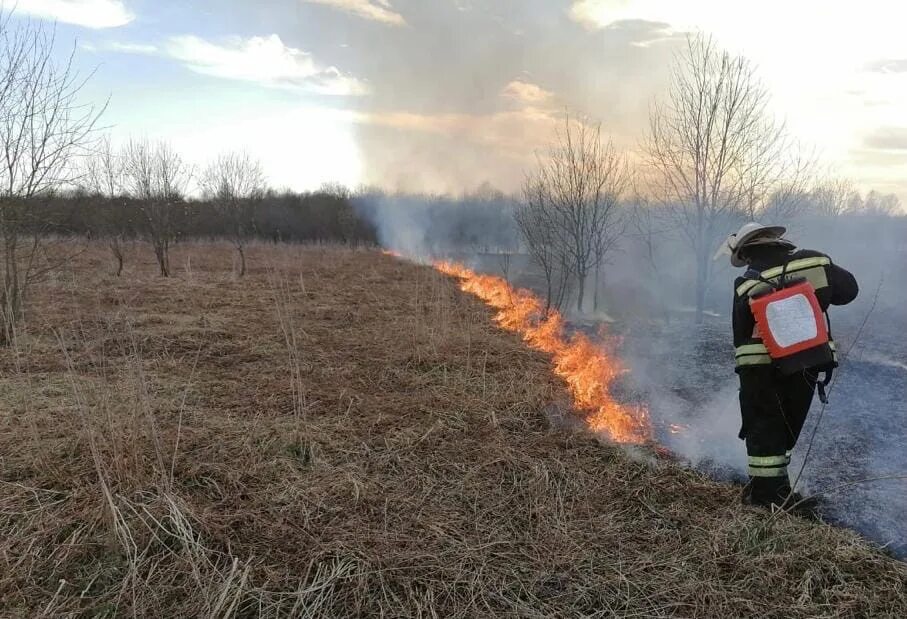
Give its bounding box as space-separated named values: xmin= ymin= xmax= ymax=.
xmin=715 ymin=222 xmax=859 ymax=513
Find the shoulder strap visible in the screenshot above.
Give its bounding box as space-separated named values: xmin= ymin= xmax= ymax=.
xmin=743 ymin=267 xmax=761 ymax=280
xmin=745 ymin=257 xmax=791 ymax=292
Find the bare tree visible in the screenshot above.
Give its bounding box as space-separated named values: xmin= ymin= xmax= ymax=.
xmin=644 ymin=34 xmax=809 ymax=323
xmin=200 ymin=152 xmax=265 ymax=276
xmin=516 ymin=178 xmax=572 ymax=314
xmin=84 ymin=135 xmax=129 ymax=275
xmin=319 ymin=181 xmax=351 ymax=200
xmin=122 ymin=140 xmax=192 ymax=277
xmin=855 ymin=190 xmax=901 ymax=216
xmin=524 ymin=112 xmax=629 ymax=313
xmin=0 ymin=15 xmax=104 ymax=343
xmin=591 ymin=193 xmax=627 ymax=313
xmin=628 ymin=194 xmax=675 ymax=323
xmin=756 ymin=156 xmax=814 ymax=223
xmin=838 ymin=189 xmax=900 ymax=216
xmin=805 ymin=178 xmax=854 ymax=218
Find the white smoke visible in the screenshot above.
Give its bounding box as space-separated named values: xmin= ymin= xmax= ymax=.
xmin=357 ymin=193 xmax=907 ymax=557
xmin=652 ymin=381 xmax=747 ymax=475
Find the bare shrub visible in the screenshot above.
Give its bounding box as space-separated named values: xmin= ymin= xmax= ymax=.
xmin=0 ymin=13 xmax=103 ymax=342
xmin=83 ymin=135 xmax=131 ymax=275
xmin=201 ymin=152 xmax=266 ymax=276
xmin=516 ymin=178 xmax=572 ymax=314
xmin=122 ymin=139 xmax=192 ymax=277
xmin=521 ymin=112 xmax=629 ymax=313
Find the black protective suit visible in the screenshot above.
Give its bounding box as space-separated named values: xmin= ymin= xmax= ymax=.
xmin=732 ymin=245 xmax=859 ymax=506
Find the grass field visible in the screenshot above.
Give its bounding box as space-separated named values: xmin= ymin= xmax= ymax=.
xmin=1 ymin=242 xmax=905 ymax=617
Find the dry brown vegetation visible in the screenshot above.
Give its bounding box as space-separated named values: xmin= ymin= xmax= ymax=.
xmin=1 ymin=242 xmax=905 ymax=617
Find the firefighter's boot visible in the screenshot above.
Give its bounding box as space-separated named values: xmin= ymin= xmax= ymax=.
xmin=742 ymin=480 xmax=820 ymax=520
xmin=741 ymin=476 xmax=790 ymax=508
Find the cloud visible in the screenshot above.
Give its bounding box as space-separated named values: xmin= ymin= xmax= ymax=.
xmin=863 ymin=127 xmax=907 ymax=151
xmin=569 ymin=0 xmax=680 ymax=39
xmin=303 ymin=0 xmax=406 ymax=26
xmin=865 ymin=59 xmax=907 ymax=74
xmin=164 ymin=34 xmax=367 ymax=96
xmin=568 ymin=0 xmax=604 ymax=29
xmin=850 ymin=148 xmax=907 ymax=169
xmin=569 ymin=2 xmax=680 ymax=47
xmin=501 ymin=80 xmax=554 ymax=106
xmin=107 ymin=41 xmax=157 ymax=54
xmin=607 ymin=19 xmax=679 ymax=47
xmin=14 ymin=0 xmax=134 ymax=28
xmin=81 ymin=40 xmax=157 ymax=54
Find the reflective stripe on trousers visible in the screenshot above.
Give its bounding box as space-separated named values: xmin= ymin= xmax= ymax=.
xmin=748 ymin=453 xmax=790 ymax=478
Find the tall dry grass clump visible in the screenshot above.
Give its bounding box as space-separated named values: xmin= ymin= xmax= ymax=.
xmin=1 ymin=241 xmax=905 ymax=617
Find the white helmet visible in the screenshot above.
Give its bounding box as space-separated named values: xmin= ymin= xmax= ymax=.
xmin=713 ymin=222 xmax=787 ymax=267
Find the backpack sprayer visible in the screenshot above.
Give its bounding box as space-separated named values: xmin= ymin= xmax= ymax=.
xmin=746 ymin=261 xmax=836 ymax=403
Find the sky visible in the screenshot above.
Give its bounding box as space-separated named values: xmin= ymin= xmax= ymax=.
xmin=11 ymin=0 xmax=907 ymax=201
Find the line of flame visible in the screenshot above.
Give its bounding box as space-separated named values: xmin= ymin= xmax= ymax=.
xmin=434 ymin=260 xmax=651 ymax=444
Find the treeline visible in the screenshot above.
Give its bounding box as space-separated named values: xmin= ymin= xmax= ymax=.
xmin=30 ymin=184 xmax=524 ymax=252
xmin=36 ymin=181 xmax=900 ymax=250
xmin=40 ymin=188 xmax=378 ymax=246
xmin=25 ymin=178 xmax=903 ymax=269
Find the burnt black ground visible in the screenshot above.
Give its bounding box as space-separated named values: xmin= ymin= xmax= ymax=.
xmin=468 ymin=250 xmax=907 ymax=560
xmin=619 ymin=296 xmax=907 ymax=559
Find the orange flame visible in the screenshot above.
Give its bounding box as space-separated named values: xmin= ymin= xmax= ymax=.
xmin=435 ymin=260 xmax=651 ymax=444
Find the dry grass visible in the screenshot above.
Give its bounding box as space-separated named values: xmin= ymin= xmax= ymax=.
xmin=1 ymin=241 xmax=905 ymax=618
